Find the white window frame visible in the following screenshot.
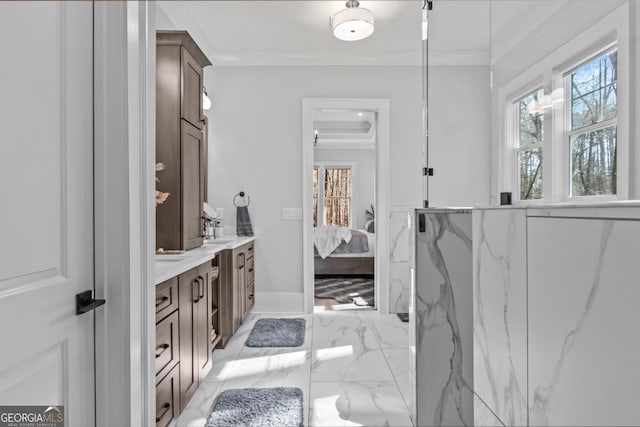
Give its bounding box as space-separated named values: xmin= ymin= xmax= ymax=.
xmin=498 ymin=3 xmax=629 ymax=204
xmin=313 ymin=161 xmax=356 ymax=228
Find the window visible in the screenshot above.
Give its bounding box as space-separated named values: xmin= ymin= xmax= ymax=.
xmin=568 ymin=49 xmax=618 ymax=197
xmin=515 ymin=89 xmax=544 ymax=200
xmin=313 ymin=165 xmax=353 ymax=228
xmin=505 ymin=44 xmax=624 ymax=203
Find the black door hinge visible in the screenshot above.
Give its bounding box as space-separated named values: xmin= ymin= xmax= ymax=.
xmin=423 ymin=200 xmax=429 ymax=208
xmin=423 ymin=167 xmax=434 ymax=176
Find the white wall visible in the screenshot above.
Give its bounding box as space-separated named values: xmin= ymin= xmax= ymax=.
xmin=205 ymin=66 xmax=422 ymax=297
xmin=428 ymin=65 xmax=492 ymax=208
xmin=313 ymin=148 xmax=375 ymax=229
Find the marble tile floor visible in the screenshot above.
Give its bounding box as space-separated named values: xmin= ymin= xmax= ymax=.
xmin=175 ymin=310 xmax=413 ymax=427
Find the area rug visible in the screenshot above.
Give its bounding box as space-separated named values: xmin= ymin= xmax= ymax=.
xmin=206 ymin=387 xmax=303 ymax=427
xmin=245 ymin=318 xmax=306 ymax=347
xmin=314 ymin=277 xmax=374 ymax=307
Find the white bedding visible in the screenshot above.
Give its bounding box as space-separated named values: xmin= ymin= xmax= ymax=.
xmin=314 ymin=226 xmax=352 ymax=259
xmin=324 ymin=230 xmax=376 ymax=258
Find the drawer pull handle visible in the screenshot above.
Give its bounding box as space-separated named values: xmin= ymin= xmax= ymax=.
xmin=248 ymin=268 xmax=254 ymax=273
xmin=155 ymin=296 xmax=169 ymax=307
xmin=198 ymin=276 xmax=205 ymax=300
xmin=192 ymin=280 xmax=200 ymax=303
xmin=156 ymin=402 xmax=170 ymax=422
xmin=155 ymin=343 xmax=170 ymax=358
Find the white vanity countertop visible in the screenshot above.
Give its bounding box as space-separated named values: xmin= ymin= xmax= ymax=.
xmin=154 ymin=235 xmax=256 ymax=285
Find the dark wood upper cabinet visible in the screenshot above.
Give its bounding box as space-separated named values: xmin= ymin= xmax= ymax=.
xmin=156 ymin=31 xmax=211 ymax=251
xmin=181 ymin=121 xmax=205 ymax=250
xmin=181 ymin=47 xmax=205 ymax=129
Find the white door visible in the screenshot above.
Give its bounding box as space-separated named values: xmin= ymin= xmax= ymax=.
xmin=0 ymin=2 xmax=96 ymax=426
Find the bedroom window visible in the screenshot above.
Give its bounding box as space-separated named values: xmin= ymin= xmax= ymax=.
xmin=313 ymin=164 xmax=353 ymax=228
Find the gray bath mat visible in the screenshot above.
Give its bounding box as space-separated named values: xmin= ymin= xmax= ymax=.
xmin=206 ymin=387 xmax=303 ymax=427
xmin=246 ymin=318 xmax=306 ymax=347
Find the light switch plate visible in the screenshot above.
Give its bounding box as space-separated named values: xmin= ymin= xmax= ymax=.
xmin=282 ymin=208 xmax=302 ymax=220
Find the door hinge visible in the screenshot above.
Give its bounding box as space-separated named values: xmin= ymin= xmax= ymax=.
xmin=423 ymin=167 xmax=434 ymax=176
xmin=423 ymin=200 xmax=429 ymax=208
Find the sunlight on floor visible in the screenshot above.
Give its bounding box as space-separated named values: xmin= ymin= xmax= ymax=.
xmin=315 ymin=345 xmax=353 ymax=362
xmin=312 ymin=394 xmax=364 ymax=427
xmin=217 ymin=350 xmax=307 ymax=380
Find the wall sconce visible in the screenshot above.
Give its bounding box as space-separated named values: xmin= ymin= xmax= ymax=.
xmin=203 ymin=87 xmax=212 ymax=110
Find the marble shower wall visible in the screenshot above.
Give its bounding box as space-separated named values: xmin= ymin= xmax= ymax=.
xmin=471 ymin=206 xmax=640 ymax=426
xmin=473 ymin=209 xmax=527 ymax=426
xmin=389 ymin=209 xmax=411 ymax=313
xmin=527 ymin=213 xmax=640 ymax=426
xmin=414 ymin=210 xmax=474 ymax=427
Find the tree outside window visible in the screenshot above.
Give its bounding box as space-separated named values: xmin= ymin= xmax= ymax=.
xmin=569 ymin=50 xmax=618 ymax=197
xmin=313 ymin=165 xmax=352 ymax=228
xmin=516 ymin=89 xmax=544 ymax=200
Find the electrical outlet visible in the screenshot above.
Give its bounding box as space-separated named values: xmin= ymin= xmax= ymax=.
xmin=282 ymin=208 xmax=302 ymax=220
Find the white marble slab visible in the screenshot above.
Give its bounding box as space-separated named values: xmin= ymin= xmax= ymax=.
xmin=382 ymin=347 xmax=412 ymax=414
xmin=311 ymin=325 xmax=393 ymax=382
xmin=312 ymin=310 xmax=369 ymax=328
xmin=154 ymin=235 xmax=256 ymax=284
xmin=474 ymin=397 xmax=505 ymax=427
xmin=389 ymin=262 xmax=411 ymax=313
xmin=390 ymin=211 xmax=411 ymax=263
xmin=309 ymin=381 xmax=413 ymax=427
xmin=527 ymin=217 xmax=640 ymax=426
xmin=362 ymin=311 xmax=409 ymax=349
xmin=414 ymin=211 xmax=474 ymax=427
xmin=472 ymin=209 xmax=527 ymax=426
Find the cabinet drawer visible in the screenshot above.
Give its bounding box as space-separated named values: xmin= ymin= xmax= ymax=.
xmin=156 ymin=311 xmax=179 ymax=379
xmin=247 ymin=256 xmax=254 ymax=285
xmin=156 ymin=277 xmax=179 ymax=322
xmin=245 ymin=243 xmax=254 ymax=257
xmin=156 ymin=364 xmax=180 ymax=427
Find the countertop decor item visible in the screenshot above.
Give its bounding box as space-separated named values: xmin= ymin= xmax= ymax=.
xmin=155 ymin=162 xmax=170 ymax=205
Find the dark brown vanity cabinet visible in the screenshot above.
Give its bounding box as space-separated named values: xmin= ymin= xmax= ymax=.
xmin=177 ymin=261 xmax=217 ymax=411
xmin=155 ymin=278 xmax=180 ymax=427
xmin=219 ymin=242 xmax=255 ymax=347
xmin=156 ymin=31 xmax=212 ymax=251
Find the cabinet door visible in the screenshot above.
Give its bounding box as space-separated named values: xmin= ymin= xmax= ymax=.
xmin=178 ymin=267 xmax=199 ymax=410
xmin=181 ymin=120 xmax=204 ymax=250
xmin=181 ymin=47 xmax=204 ymax=129
xmin=196 ymin=264 xmax=213 ymax=381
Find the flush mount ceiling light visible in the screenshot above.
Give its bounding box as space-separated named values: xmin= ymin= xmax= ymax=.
xmin=332 ymin=0 xmax=374 ymax=42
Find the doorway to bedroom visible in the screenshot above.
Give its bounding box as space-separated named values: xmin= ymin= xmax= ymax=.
xmin=302 ymin=98 xmax=390 ymax=314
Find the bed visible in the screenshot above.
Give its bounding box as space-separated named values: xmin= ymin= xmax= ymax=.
xmin=314 ymin=229 xmax=375 ymax=276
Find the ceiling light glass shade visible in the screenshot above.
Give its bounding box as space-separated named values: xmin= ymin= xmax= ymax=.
xmin=333 ymin=6 xmax=374 ymax=41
